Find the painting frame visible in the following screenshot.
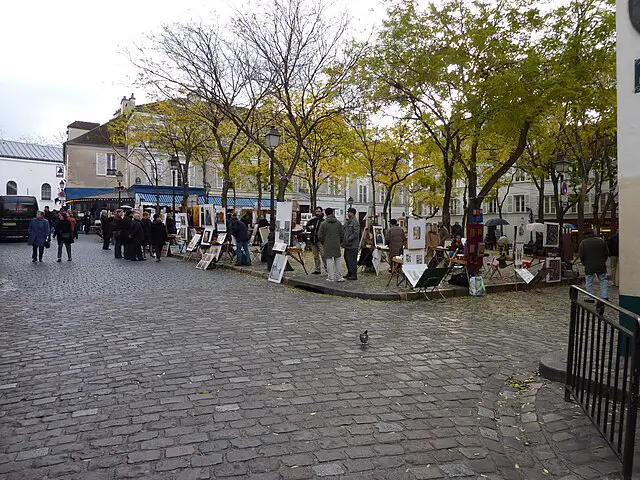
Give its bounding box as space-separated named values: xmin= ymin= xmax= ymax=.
xmin=373 ymin=226 xmax=386 ymax=248
xmin=404 ymin=248 xmax=424 ymax=265
xmin=402 ymin=264 xmax=429 ymax=288
xmin=201 ymin=227 xmax=215 ymax=246
xmin=186 ymin=234 xmax=201 ymax=252
xmin=546 ymin=257 xmax=562 ymax=283
xmin=407 ymin=217 xmax=426 ymax=250
xmin=543 ymin=222 xmax=560 ymax=248
xmin=196 ymin=253 xmax=216 ymax=270
xmin=514 ymin=243 xmax=524 ymax=268
xmin=268 ymin=253 xmax=288 ymax=283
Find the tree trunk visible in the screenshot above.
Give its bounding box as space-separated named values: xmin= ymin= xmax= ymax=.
xmin=536 ymin=177 xmax=545 ymax=223
xmin=181 ymin=162 xmax=189 ymax=213
xmin=441 ymin=159 xmax=453 ymax=230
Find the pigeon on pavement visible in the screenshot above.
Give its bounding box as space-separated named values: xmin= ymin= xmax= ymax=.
xmin=359 ymin=330 xmax=369 ymax=345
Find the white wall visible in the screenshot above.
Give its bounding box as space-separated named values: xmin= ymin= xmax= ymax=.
xmin=0 ymin=157 xmax=64 ymax=210
xmin=617 ymin=0 xmax=640 ymax=297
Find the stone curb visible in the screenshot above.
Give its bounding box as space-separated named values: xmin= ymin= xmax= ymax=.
xmin=181 ymin=254 xmax=580 ymax=301
xmin=539 ymin=350 xmax=567 ymax=383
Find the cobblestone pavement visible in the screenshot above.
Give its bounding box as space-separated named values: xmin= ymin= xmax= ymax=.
xmin=0 ymin=236 xmax=629 ymax=479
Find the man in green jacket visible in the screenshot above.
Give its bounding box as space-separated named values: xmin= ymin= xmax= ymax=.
xmin=317 ymin=208 xmax=345 ymax=282
xmin=343 ymin=207 xmax=360 ymax=280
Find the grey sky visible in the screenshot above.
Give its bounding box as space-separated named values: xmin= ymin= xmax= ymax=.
xmin=0 ymin=0 xmax=382 ymax=145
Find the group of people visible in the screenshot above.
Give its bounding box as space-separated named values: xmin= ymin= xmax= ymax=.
xmin=27 ymin=207 xmax=77 ymax=262
xmin=100 ymin=209 xmax=176 ymax=262
xmin=305 ymin=207 xmax=361 ymax=281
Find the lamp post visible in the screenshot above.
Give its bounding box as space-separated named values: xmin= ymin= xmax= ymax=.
xmin=115 ymin=170 xmax=124 ymax=207
xmin=170 ymin=155 xmax=180 ymax=213
xmin=204 ymin=181 xmax=211 ymax=205
xmin=264 ymin=126 xmax=281 ymax=232
xmin=554 ymin=152 xmax=571 ymax=264
xmin=58 ymin=179 xmax=66 ymax=208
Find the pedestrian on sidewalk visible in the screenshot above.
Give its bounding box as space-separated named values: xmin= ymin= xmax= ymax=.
xmin=166 ymin=213 xmax=176 ymax=257
xmin=150 ymin=214 xmax=167 ymax=261
xmin=579 ymin=228 xmax=609 ymax=301
xmin=128 ymin=213 xmax=146 ymax=261
xmin=141 ymin=211 xmax=152 ymax=258
xmin=100 ymin=210 xmax=112 ymax=250
xmin=28 ymin=211 xmax=50 ymax=263
xmin=343 ymin=207 xmax=360 ymax=280
xmin=55 ymin=211 xmax=74 ymax=262
xmin=111 ymin=209 xmax=124 ymax=258
xmin=122 ymin=213 xmax=133 ymax=260
xmin=306 ymin=206 xmax=327 ymax=275
xmin=230 ymin=213 xmax=251 ymax=266
xmin=317 ymin=207 xmax=345 ymax=282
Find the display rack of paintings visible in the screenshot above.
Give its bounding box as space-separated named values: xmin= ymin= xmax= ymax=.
xmin=407 ymin=218 xmax=426 ymax=250
xmin=543 ymin=222 xmax=560 ymax=248
xmin=546 ymin=257 xmax=562 ymax=283
xmin=195 ymin=253 xmax=216 ymax=270
xmin=268 ymin=253 xmax=288 ymax=283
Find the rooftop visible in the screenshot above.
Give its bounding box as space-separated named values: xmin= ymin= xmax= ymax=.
xmin=0 ymin=139 xmax=63 ymax=163
xmin=67 ymin=121 xmax=100 ymax=130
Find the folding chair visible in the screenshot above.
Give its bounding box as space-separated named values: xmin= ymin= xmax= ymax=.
xmin=414 ymin=267 xmax=450 ymax=299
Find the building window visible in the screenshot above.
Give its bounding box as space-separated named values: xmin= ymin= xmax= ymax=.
xmin=358 ymin=184 xmax=368 ymax=203
xmin=106 ymin=153 xmax=116 ymax=175
xmin=41 ymin=183 xmax=51 ymax=200
xmin=379 ymin=189 xmax=386 ymax=204
xmin=6 ymin=181 xmax=17 ymax=195
xmin=514 ymin=194 xmax=529 ymax=213
xmin=514 ymin=170 xmax=527 ymax=182
xmin=486 ymin=198 xmax=498 ymax=214
xmin=450 ymin=199 xmax=460 ymax=215
xmin=544 ymin=195 xmax=556 ymax=215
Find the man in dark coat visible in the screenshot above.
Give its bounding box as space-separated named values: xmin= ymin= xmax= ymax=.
xmin=608 ymin=230 xmax=619 ymax=287
xmin=141 ymin=212 xmax=152 ymax=258
xmin=318 ymin=207 xmax=345 ymax=282
xmin=579 ymin=228 xmax=609 ymax=301
xmin=121 ymin=214 xmax=133 ymax=260
xmin=165 ymin=213 xmax=177 ymax=257
xmin=305 ymin=207 xmax=326 ymax=275
xmin=230 ymin=214 xmax=251 ymax=266
xmin=100 ymin=211 xmax=112 ymax=250
xmin=150 ymin=214 xmax=168 ymax=261
xmin=28 ymin=211 xmax=51 ymax=262
xmin=342 ymin=207 xmax=360 ymax=280
xmin=128 ymin=213 xmax=146 ymax=261
xmin=110 ymin=209 xmax=124 ymax=259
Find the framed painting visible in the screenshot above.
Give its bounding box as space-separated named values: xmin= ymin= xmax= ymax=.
xmin=186 ymin=234 xmax=201 ymax=252
xmin=373 ymin=226 xmax=386 ymax=248
xmin=546 ymin=257 xmax=562 ymax=283
xmin=196 ymin=253 xmax=216 ymax=270
xmin=201 ymin=227 xmax=215 ymax=246
xmin=209 ymin=245 xmax=222 ymax=261
xmin=514 ymin=243 xmax=524 ymax=268
xmin=543 ymin=222 xmax=560 ymax=248
xmin=268 ymin=253 xmax=288 ymax=283
xmin=407 ymin=217 xmax=426 ymax=250
xmin=213 ymin=233 xmax=227 ymax=245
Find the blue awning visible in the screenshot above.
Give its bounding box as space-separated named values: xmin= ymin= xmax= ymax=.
xmin=137 ymin=193 xmax=273 ymax=209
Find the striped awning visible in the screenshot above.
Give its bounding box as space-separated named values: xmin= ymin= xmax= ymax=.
xmin=137 ymin=193 xmax=272 ymax=209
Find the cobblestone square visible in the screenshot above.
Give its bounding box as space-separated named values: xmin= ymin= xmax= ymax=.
xmin=0 ymin=236 xmax=631 ymax=479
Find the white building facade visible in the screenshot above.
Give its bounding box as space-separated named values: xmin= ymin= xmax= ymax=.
xmin=0 ymin=140 xmax=65 ymax=210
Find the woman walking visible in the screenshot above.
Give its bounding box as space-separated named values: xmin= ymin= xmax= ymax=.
xmin=55 ymin=211 xmax=74 ymax=262
xmin=28 ymin=211 xmax=51 ymax=262
xmin=150 ymin=214 xmax=167 ymax=261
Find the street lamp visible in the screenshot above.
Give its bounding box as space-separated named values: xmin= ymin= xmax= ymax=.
xmin=203 ymin=181 xmax=211 ymax=205
xmin=264 ymin=126 xmax=281 ymax=232
xmin=555 ymin=152 xmax=570 ymax=183
xmin=115 ymin=170 xmax=124 ymax=207
xmin=348 ymin=196 xmax=354 ymax=209
xmin=170 ymin=155 xmax=180 ymax=213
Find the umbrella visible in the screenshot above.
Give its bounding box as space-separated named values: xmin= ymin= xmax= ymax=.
xmin=485 ymin=218 xmax=509 ymax=227
xmin=564 ymin=223 xmax=577 ymax=230
xmin=526 ymin=222 xmax=544 ymax=233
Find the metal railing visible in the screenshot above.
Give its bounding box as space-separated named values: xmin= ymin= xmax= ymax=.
xmin=565 ymin=286 xmax=640 ymax=480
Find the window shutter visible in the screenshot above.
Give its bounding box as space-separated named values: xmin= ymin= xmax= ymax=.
xmin=525 ymin=194 xmax=530 ymax=211
xmin=96 ymin=153 xmax=106 ymax=176
xmin=506 ymin=196 xmax=513 ymax=213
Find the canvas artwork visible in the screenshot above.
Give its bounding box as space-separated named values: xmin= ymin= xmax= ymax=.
xmin=259 ymin=226 xmax=270 ymax=245
xmin=407 ymin=218 xmax=426 ymax=250
xmin=373 ymin=226 xmax=386 ymax=248
xmin=249 ymin=225 xmax=259 ymax=245
xmin=178 ymin=226 xmax=188 ymax=241
xmin=216 ymin=210 xmax=227 ymax=232
xmin=515 ymin=268 xmax=535 ymax=284
xmin=402 ymin=264 xmax=428 ymax=288
xmin=546 ymin=257 xmax=562 ymax=283
xmin=372 ymin=248 xmax=382 ymax=276
xmin=275 ymin=202 xmax=293 ymax=246
xmin=268 ymin=253 xmax=288 ymax=283
xmin=543 ymin=222 xmax=560 ymax=248
xmin=209 ymin=245 xmax=222 ymax=261
xmin=201 ymin=205 xmax=215 ymax=227
xmin=514 ymin=243 xmax=524 ymax=268
xmin=404 ymin=249 xmax=423 ymax=265
xmin=213 ymin=233 xmax=227 ymax=245
xmin=273 ymin=241 xmax=288 ymax=252
xmin=186 ymin=234 xmax=201 ymax=252
xmin=196 ymin=253 xmax=216 ymax=270
xmin=175 ymin=213 xmax=188 ymax=230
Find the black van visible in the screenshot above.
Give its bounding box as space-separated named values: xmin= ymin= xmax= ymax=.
xmin=0 ymin=195 xmax=39 ymax=240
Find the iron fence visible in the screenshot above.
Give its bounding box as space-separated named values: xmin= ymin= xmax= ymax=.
xmin=565 ymin=285 xmax=640 ymax=479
